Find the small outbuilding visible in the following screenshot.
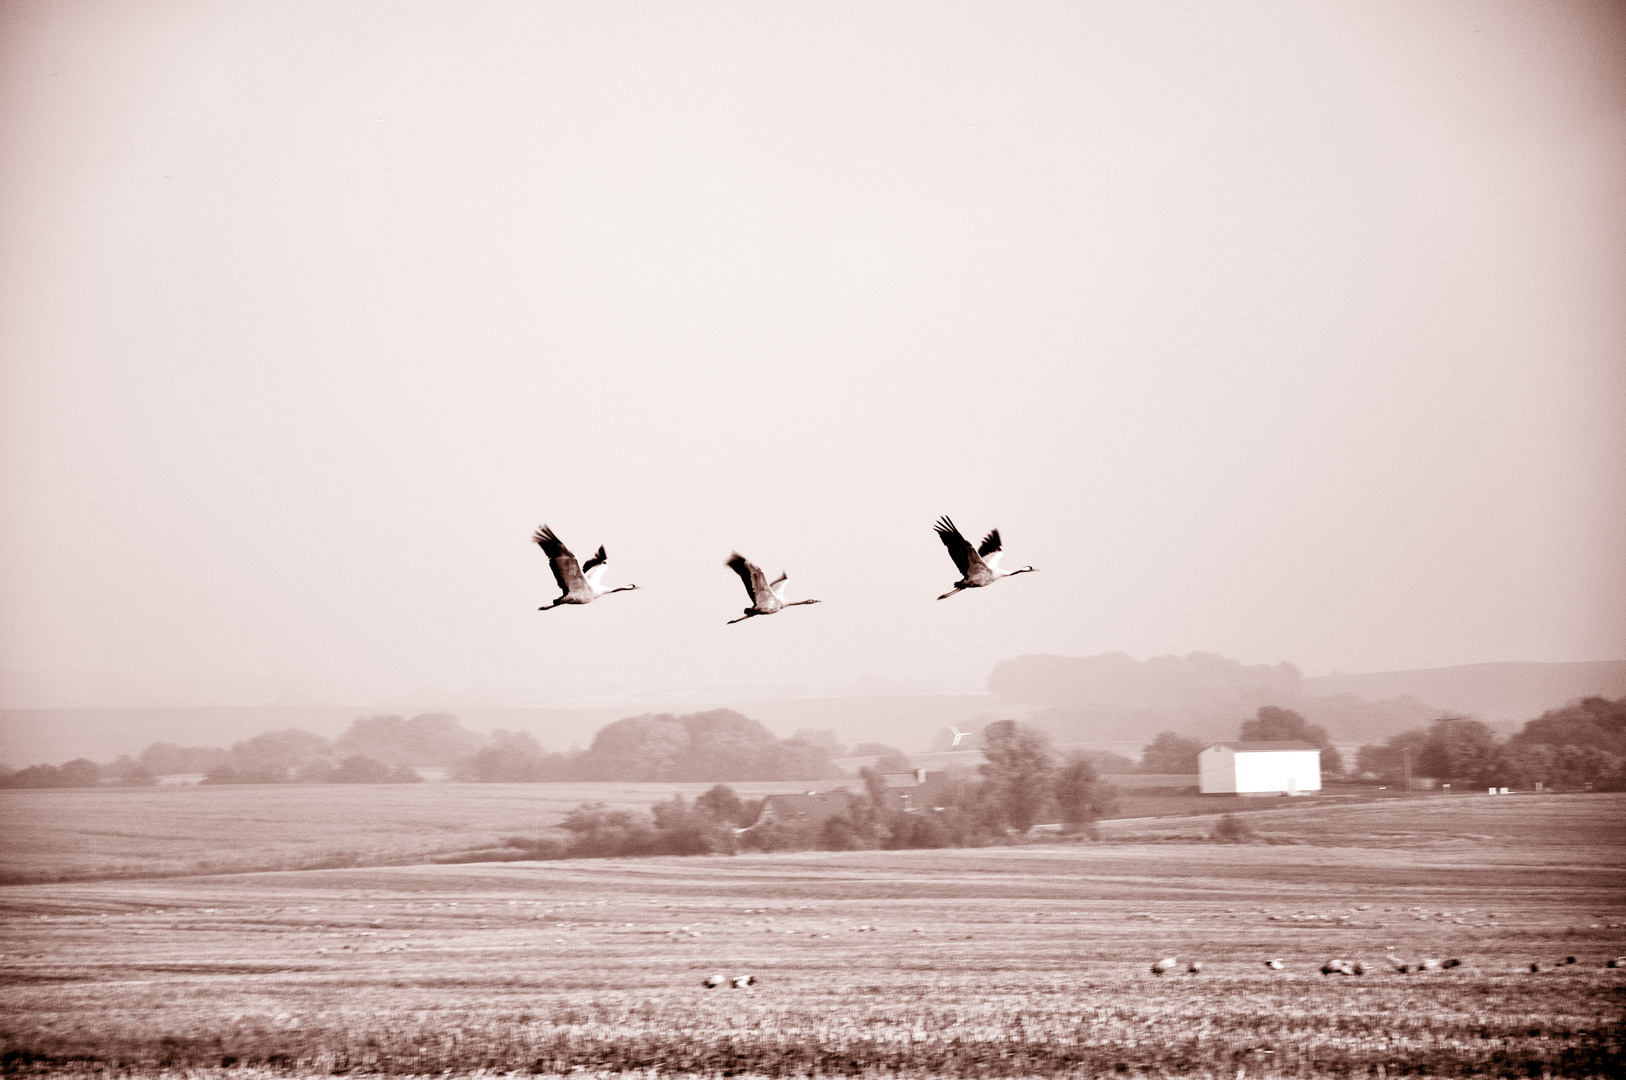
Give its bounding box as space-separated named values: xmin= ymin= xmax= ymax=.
xmin=1199 ymin=741 xmax=1322 ymax=795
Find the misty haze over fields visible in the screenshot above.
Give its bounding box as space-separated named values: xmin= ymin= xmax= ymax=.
xmin=5 ymin=652 xmax=1624 ymax=766
xmin=1 ymin=4 xmax=1623 ymax=767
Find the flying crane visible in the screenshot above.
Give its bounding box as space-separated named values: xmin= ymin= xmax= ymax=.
xmin=725 ymin=552 xmax=821 ymax=625
xmin=933 ymin=516 xmax=1037 ymax=600
xmin=533 ymin=525 xmax=639 ymax=610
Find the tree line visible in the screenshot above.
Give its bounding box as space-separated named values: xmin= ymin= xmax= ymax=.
xmin=0 ymin=709 xmax=849 ymax=788
xmin=500 ymin=720 xmax=1119 ymax=861
xmin=1353 ymin=696 xmax=1625 ymax=790
xmin=1124 ymin=697 xmax=1626 ymax=792
xmin=1133 ymin=705 xmax=1345 ymax=775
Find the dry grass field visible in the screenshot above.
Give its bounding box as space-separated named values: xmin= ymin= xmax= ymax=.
xmin=1 ymin=791 xmax=1623 ymax=1076
xmin=0 ymin=782 xmax=832 ymax=885
xmin=0 ymin=777 xmax=1398 ymax=886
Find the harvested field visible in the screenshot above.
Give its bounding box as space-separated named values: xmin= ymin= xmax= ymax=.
xmin=1 ymin=793 xmax=1623 ymax=1076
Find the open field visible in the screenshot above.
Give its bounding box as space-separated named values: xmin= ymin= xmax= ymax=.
xmin=0 ymin=782 xmax=830 ymax=884
xmin=0 ymin=778 xmax=1413 ymax=886
xmin=1 ymin=794 xmax=1623 ymax=1076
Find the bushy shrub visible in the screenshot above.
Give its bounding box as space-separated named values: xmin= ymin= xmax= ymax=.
xmin=1211 ymin=813 xmax=1255 ymax=843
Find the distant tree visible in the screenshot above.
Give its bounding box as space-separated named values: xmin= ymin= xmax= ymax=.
xmin=1211 ymin=813 xmax=1255 ymax=843
xmin=229 ymin=728 xmax=331 ymax=776
xmin=294 ymin=761 xmax=336 ymax=783
xmin=1 ymin=764 xmax=65 ymax=788
xmin=851 ymin=743 xmax=913 ymax=772
xmin=649 ymin=794 xmax=735 ymax=855
xmin=792 ymin=729 xmax=846 ymax=758
xmin=563 ymin=709 xmax=842 ymax=783
xmin=1511 ymin=696 xmax=1626 ymax=757
xmin=978 ymin=720 xmax=1057 ymax=833
xmin=819 ymin=814 xmax=869 ymax=851
xmin=1074 ymin=749 xmax=1138 ymax=774
xmin=1240 ymin=706 xmax=1344 ymax=776
xmin=105 ymin=756 xmax=157 ymax=786
xmin=327 ymin=755 xmax=390 ymax=784
xmin=1355 ymin=728 xmax=1429 ymax=783
xmin=139 ymin=743 xmax=229 ymax=776
xmin=58 ymin=759 xmax=103 ymax=787
xmin=1416 ymin=717 xmax=1500 ymax=785
xmin=1053 ymin=753 xmax=1118 ymax=831
xmin=695 ymin=784 xmax=747 ymax=826
xmin=1140 ymin=732 xmax=1203 ymax=774
xmin=558 ymin=802 xmax=657 ymax=857
xmin=385 ymin=764 xmax=424 ymax=783
xmin=451 ymin=730 xmax=562 ymax=782
xmin=335 ymin=712 xmax=482 ymax=766
xmin=1492 ymin=741 xmax=1623 ymax=791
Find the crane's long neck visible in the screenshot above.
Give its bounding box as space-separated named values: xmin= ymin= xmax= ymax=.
xmin=788 ymin=599 xmax=820 ymax=606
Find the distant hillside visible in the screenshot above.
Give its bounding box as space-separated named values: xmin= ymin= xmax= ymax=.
xmin=987 ymin=652 xmax=1440 ymax=746
xmin=0 ymin=695 xmax=1008 ymax=768
xmin=0 ymin=706 xmax=630 ymax=766
xmin=1302 ymin=661 xmax=1626 ymax=722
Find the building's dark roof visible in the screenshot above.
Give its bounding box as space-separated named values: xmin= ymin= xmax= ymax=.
xmin=1205 ymin=741 xmax=1321 ymax=753
xmin=748 ymin=790 xmax=859 ymax=830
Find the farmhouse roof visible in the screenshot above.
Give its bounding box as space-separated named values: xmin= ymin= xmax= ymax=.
xmin=746 ymin=789 xmax=860 ymax=830
xmin=1206 ymin=741 xmax=1321 ymax=753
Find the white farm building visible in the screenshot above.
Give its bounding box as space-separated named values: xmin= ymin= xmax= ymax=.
xmin=1199 ymin=741 xmax=1322 ymax=795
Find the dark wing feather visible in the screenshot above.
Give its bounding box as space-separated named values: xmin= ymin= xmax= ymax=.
xmin=977 ymin=529 xmax=1002 ymax=557
xmin=727 ymin=552 xmax=769 ymax=604
xmin=934 ymin=516 xmax=976 ymax=576
xmin=580 ymin=546 xmax=608 ymax=575
xmin=534 ymin=525 xmax=585 ymax=596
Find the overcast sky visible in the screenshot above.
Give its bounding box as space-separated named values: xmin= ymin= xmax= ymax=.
xmin=2 ymin=1 xmax=1623 ymax=708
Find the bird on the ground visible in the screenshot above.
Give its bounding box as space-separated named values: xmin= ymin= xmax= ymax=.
xmin=1264 ymin=958 xmax=1284 ymax=971
xmin=724 ymin=552 xmax=820 ymax=625
xmin=731 ymin=974 xmax=757 ymax=989
xmin=1186 ymin=961 xmax=1204 ymax=974
xmin=533 ymin=526 xmax=638 ymax=610
xmin=933 ymin=516 xmax=1037 ymax=600
xmin=702 ymin=974 xmax=724 ymax=988
xmin=1608 ymin=957 xmax=1625 ymax=968
xmin=1150 ymin=957 xmax=1177 ymax=975
xmin=1321 ymin=959 xmax=1363 ymax=976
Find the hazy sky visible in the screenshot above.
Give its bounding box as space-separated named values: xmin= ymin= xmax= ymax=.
xmin=2 ymin=1 xmax=1623 ymax=708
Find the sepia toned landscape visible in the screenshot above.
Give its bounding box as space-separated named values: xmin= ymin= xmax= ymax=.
xmin=2 ymin=791 xmax=1623 ymax=1077
xmin=5 ymin=1 xmax=1625 ymax=1076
